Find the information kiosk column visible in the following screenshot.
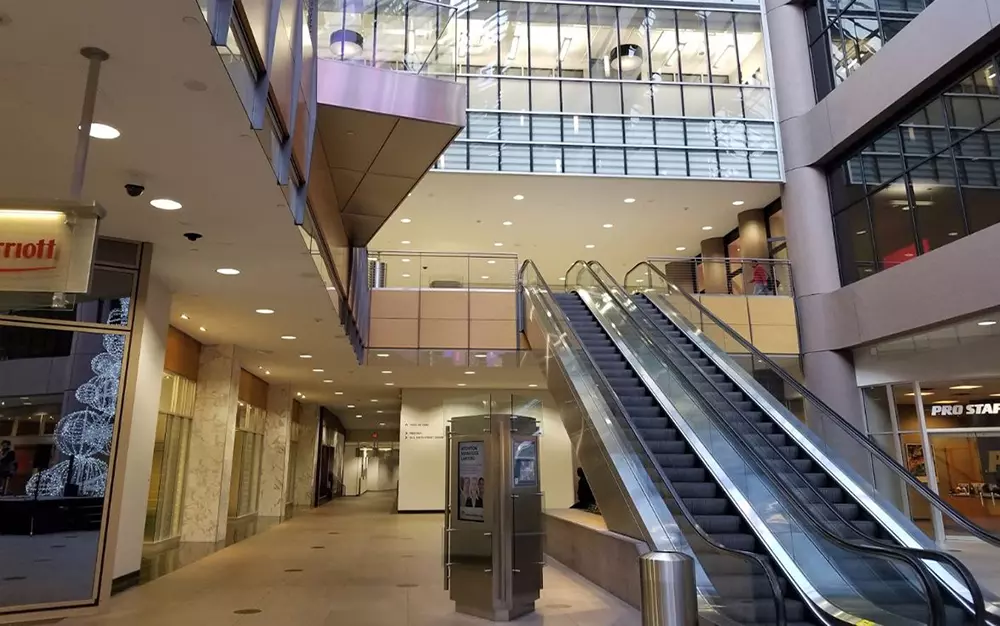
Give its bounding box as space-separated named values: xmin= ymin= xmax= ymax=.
xmin=443 ymin=412 xmax=543 ymax=620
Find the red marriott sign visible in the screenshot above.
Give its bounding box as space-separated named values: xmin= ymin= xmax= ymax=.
xmin=0 ymin=239 xmax=58 ymax=272
xmin=0 ymin=201 xmax=103 ymax=293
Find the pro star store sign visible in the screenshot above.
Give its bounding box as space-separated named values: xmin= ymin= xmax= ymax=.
xmin=0 ymin=200 xmax=103 ymax=293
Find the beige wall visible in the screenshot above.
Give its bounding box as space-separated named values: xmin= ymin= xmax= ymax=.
xmin=368 ymin=288 xmax=518 ymax=350
xmin=667 ymin=293 xmax=799 ymax=355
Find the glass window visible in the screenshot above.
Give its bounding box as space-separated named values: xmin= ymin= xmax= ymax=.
xmin=502 ymin=2 xmax=529 ymax=76
xmin=144 ymin=372 xmax=196 ymax=543
xmin=869 ymin=184 xmax=918 ymax=270
xmin=527 ymin=3 xmax=558 ymax=77
xmin=556 ymin=4 xmax=588 ymax=78
xmin=588 ymin=6 xmax=620 ymax=80
xmin=0 ymin=321 xmax=128 ymax=610
xmin=835 ymin=200 xmax=876 ymax=283
xmin=735 ymin=13 xmax=766 ymax=86
xmin=907 ymin=156 xmax=966 ymax=251
xmin=648 ymin=9 xmax=680 ymax=81
xmin=676 ymin=10 xmax=709 ymax=83
xmin=706 ymin=12 xmax=738 ymax=85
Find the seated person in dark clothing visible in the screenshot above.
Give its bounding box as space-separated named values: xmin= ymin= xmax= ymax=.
xmin=570 ymin=467 xmax=596 ymax=510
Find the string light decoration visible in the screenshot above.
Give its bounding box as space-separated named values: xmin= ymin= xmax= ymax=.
xmin=27 ymin=298 xmax=129 ymax=497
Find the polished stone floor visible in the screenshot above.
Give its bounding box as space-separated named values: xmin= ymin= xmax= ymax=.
xmin=61 ymin=492 xmax=639 ymax=626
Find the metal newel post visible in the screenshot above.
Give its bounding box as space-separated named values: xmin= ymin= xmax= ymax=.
xmin=639 ymin=552 xmax=697 ymax=626
xmin=70 ymin=47 xmax=110 ymax=200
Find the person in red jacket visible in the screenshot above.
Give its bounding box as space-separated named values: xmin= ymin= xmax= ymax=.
xmin=751 ymin=261 xmax=772 ymax=295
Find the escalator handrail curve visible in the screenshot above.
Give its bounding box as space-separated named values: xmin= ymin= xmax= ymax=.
xmin=579 ymin=261 xmax=948 ymax=625
xmin=519 ymin=259 xmax=787 ymax=626
xmin=626 ymin=260 xmax=1000 ymax=550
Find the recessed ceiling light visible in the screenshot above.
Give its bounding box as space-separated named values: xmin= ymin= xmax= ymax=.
xmin=323 ymin=379 xmax=333 ymax=383
xmin=481 ymin=275 xmax=489 ymax=279
xmin=402 ymin=273 xmax=411 ymax=278
xmin=702 ymin=226 xmax=713 ymax=231
xmin=623 ymin=198 xmax=636 ymax=204
xmin=559 ymin=277 xmax=566 ymax=281
xmin=376 ymin=353 xmax=389 ymax=357
xmin=385 ymin=382 xmax=394 ymax=386
xmin=475 ymin=353 xmax=487 ymax=358
xmin=676 ymin=246 xmax=687 ymax=251
xmin=199 ymin=326 xmax=207 ymax=332
xmin=335 ymin=391 xmax=344 ymax=395
xmin=281 ymin=335 xmax=296 ymax=340
xmin=348 ymin=404 xmax=355 ymax=408
xmin=216 ymin=268 xmax=240 ymax=275
xmin=732 ymin=200 xmax=745 ymax=206
xmin=465 ymin=371 xmax=475 ymax=375
xmin=636 ymin=279 xmax=645 ymax=283
xmin=457 ymin=383 xmax=467 ymax=387
xmin=487 ymin=260 xmax=496 ymax=265
xmin=904 ymin=392 xmax=934 ymax=396
xmin=950 ymin=384 xmax=982 ymax=390
xmin=401 ymin=240 xmax=411 ymax=245
xmin=376 ymin=410 xmax=383 ymax=414
xmin=603 ymin=223 xmax=613 ymax=228
xmin=379 ymin=422 xmax=386 ymax=426
xmin=356 ymin=414 xmax=362 ymax=418
xmin=528 ymin=384 xmax=538 ymax=388
xmin=255 ymin=308 xmax=275 ymax=315
xmin=401 ymin=258 xmax=410 ymax=263
xmin=949 ymin=232 xmax=959 ymax=236
xmin=299 ymin=354 xmax=313 ymax=359
xmin=371 ymin=399 xmax=378 ymax=403
xmin=312 ymin=368 xmax=324 ymax=373
xmin=503 ymin=220 xmax=513 ymax=226
xmin=494 ymin=242 xmax=503 ymax=247
xmin=513 ymin=194 xmax=524 ymax=200
xmin=180 ymin=314 xmax=189 ymax=320
xmin=585 ymin=244 xmax=595 ymax=249
xmin=991 ymin=394 xmax=1000 ymax=398
xmin=856 ymin=230 xmax=867 ymax=235
xmin=934 ymin=400 xmax=959 ymax=404
xmin=978 ymin=321 xmax=997 ymax=326
xmin=264 ymin=370 xmax=270 ymax=375
xmin=150 ymin=198 xmax=183 ymax=211
xmin=85 ymin=122 xmax=120 ymax=139
xmin=400 ymin=218 xmax=411 ymax=223
xmin=381 ymin=370 xmax=392 ymax=374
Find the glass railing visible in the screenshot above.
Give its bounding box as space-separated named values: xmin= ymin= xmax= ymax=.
xmin=519 ymin=260 xmax=784 ymax=625
xmin=625 ymin=260 xmax=1000 ymax=620
xmin=569 ymin=261 xmax=944 ymax=625
xmin=318 ymin=0 xmax=459 ymax=80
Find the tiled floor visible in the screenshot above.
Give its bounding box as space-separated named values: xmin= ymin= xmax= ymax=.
xmin=61 ymin=492 xmax=639 ymax=626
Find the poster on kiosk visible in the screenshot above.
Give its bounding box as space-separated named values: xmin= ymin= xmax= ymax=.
xmin=458 ymin=442 xmax=485 ymax=523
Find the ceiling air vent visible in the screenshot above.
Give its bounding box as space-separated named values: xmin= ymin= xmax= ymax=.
xmin=429 ymin=279 xmax=463 ymax=289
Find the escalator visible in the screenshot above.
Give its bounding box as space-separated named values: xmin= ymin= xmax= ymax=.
xmin=523 ymin=259 xmax=994 ymax=625
xmin=553 ymin=291 xmax=814 ymax=626
xmin=611 ymin=261 xmax=1000 ymax=624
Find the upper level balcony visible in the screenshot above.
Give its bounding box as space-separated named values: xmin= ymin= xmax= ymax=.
xmin=319 ymin=0 xmax=781 ymax=181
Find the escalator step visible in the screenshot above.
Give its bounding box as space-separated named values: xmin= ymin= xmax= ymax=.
xmin=661 ymin=466 xmax=705 ymax=482
xmin=672 ymin=482 xmax=717 ymax=498
xmin=655 ymin=453 xmax=696 ymax=468
xmin=683 ymin=498 xmax=729 ymax=515
xmin=648 ymin=440 xmax=687 ymax=454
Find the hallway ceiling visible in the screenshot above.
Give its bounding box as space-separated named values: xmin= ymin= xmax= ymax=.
xmin=369 ymin=172 xmax=782 ymax=282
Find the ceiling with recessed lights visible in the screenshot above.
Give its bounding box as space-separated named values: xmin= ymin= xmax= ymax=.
xmin=370 ymin=172 xmax=781 ymax=281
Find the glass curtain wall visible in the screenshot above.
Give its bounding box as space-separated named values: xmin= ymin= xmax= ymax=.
xmin=143 ymin=373 xmax=196 ymax=544
xmin=830 ymin=56 xmax=1000 ymax=284
xmin=439 ymin=2 xmax=779 ymax=178
xmin=228 ymin=402 xmax=266 ymax=519
xmin=805 ymin=0 xmax=934 ymax=98
xmin=317 ymin=0 xmax=780 ymax=179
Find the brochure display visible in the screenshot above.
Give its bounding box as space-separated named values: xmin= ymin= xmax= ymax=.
xmin=443 ymin=412 xmax=543 ymax=621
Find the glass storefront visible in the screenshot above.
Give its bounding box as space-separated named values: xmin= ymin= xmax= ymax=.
xmin=864 ymin=377 xmax=1000 ymax=539
xmin=829 ymin=53 xmax=1000 ymax=284
xmin=143 ymin=372 xmax=196 ymax=544
xmin=0 ymin=237 xmax=139 ymax=613
xmin=228 ymin=401 xmax=266 ymax=519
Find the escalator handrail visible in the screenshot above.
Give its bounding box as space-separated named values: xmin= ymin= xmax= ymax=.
xmin=627 ymin=260 xmax=1000 ymax=551
xmin=519 ymin=259 xmax=787 ymax=626
xmin=578 ymin=261 xmax=948 ymax=625
xmin=598 ymin=263 xmax=987 ymax=625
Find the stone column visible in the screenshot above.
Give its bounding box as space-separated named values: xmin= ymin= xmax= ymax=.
xmin=767 ymin=0 xmax=866 ymax=434
xmin=293 ymin=402 xmax=320 ymax=507
xmin=181 ymin=344 xmax=240 ymax=543
xmin=700 ymin=237 xmax=728 ymax=294
xmin=738 ymin=208 xmax=769 ymax=293
xmin=258 ymin=384 xmax=293 ymax=519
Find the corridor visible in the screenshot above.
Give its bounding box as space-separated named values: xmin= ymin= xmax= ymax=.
xmin=60 ymin=492 xmax=640 ymax=626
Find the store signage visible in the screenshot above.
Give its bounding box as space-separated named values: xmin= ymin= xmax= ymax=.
xmin=0 ymin=200 xmax=103 ymax=293
xmin=930 ymin=403 xmax=1000 ymax=416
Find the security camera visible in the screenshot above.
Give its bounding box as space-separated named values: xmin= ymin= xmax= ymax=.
xmin=183 ymin=232 xmax=203 ymax=242
xmin=124 ymin=183 xmax=145 ymax=197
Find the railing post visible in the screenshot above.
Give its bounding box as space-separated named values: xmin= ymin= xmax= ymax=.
xmin=639 ymin=552 xmax=697 ymax=626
